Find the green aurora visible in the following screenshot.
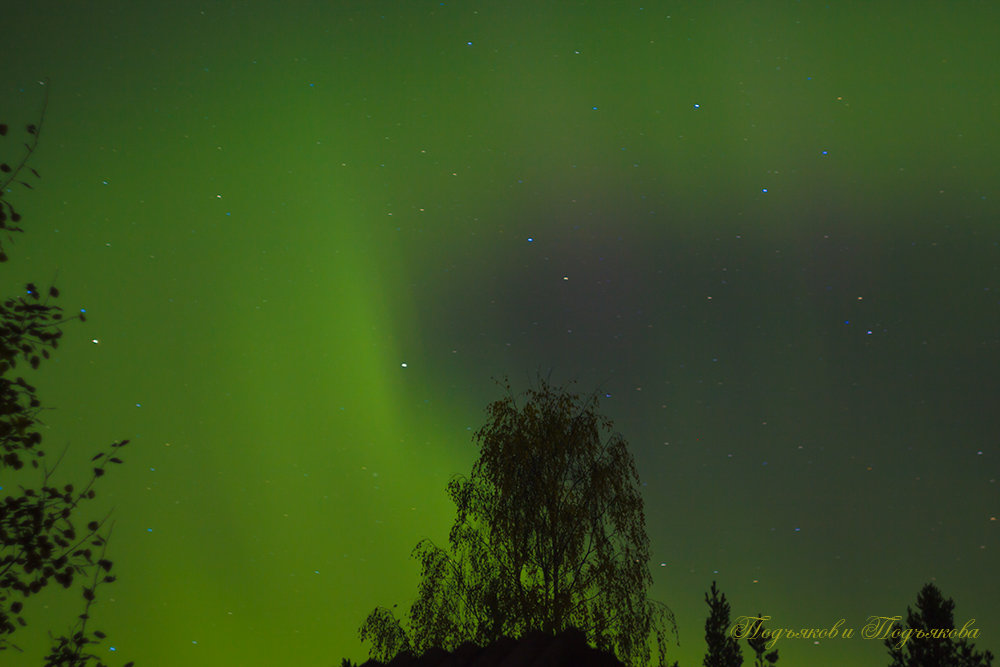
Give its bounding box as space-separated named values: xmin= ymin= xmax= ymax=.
xmin=2 ymin=1 xmax=997 ymax=665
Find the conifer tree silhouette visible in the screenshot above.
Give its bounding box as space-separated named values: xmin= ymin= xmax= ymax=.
xmin=703 ymin=581 xmax=742 ymax=667
xmin=745 ymin=611 xmax=778 ymax=667
xmin=885 ymin=583 xmax=993 ymax=667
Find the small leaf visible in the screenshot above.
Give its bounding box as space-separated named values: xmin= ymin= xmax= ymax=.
xmin=0 ymin=123 xmax=7 ymax=135
xmin=49 ymin=286 xmax=59 ymax=297
xmin=87 ymin=521 xmax=99 ymax=531
xmin=19 ymin=181 xmax=33 ymax=189
xmin=110 ymin=457 xmax=123 ymax=464
xmin=30 ymin=167 xmax=40 ymax=178
xmin=94 ymin=630 xmax=106 ymax=639
xmin=92 ymin=452 xmax=104 ymax=461
xmin=0 ymin=163 xmax=10 ymax=172
xmin=26 ymin=123 xmax=37 ymax=134
xmin=94 ymin=467 xmax=105 ymax=477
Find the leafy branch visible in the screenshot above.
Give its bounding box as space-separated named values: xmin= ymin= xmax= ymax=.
xmin=0 ymin=79 xmax=48 ymax=261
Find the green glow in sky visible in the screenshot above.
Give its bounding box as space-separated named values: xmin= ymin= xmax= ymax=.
xmin=3 ymin=2 xmax=998 ymax=665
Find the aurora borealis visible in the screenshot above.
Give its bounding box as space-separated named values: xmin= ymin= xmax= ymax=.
xmin=3 ymin=1 xmax=997 ymax=665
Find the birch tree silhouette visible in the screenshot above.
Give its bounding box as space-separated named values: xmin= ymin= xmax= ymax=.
xmin=359 ymin=377 xmax=678 ymax=667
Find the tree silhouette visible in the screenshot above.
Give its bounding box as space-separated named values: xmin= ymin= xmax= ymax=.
xmin=359 ymin=377 xmax=678 ymax=666
xmin=703 ymin=581 xmax=742 ymax=667
xmin=1 ymin=85 xmax=132 ymax=667
xmin=744 ymin=611 xmax=778 ymax=667
xmin=884 ymin=582 xmax=993 ymax=667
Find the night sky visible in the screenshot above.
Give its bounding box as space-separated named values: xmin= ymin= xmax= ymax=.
xmin=3 ymin=2 xmax=998 ymax=666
